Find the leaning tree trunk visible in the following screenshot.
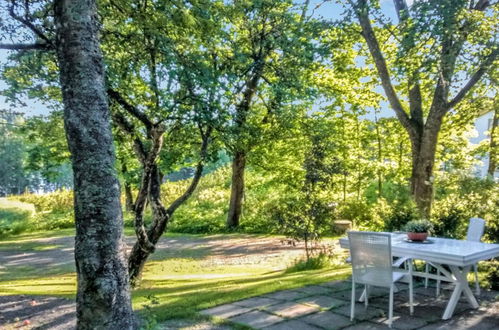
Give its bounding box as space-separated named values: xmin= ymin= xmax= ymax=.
xmin=128 ymin=129 xmax=211 ymax=284
xmin=487 ymin=107 xmax=498 ymax=177
xmin=227 ymin=150 xmax=246 ymax=228
xmin=54 ymin=0 xmax=135 ymax=328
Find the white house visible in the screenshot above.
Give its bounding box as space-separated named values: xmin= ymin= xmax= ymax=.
xmin=470 ymin=110 xmax=498 ymax=179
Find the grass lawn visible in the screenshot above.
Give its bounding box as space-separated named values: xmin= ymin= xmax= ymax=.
xmin=0 ymin=227 xmax=350 ymax=323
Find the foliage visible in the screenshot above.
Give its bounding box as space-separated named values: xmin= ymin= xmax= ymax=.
xmin=286 ymin=252 xmax=335 ymax=273
xmin=432 ymin=176 xmax=499 ymax=242
xmin=0 ymin=111 xmax=30 ymax=196
xmin=19 ymin=111 xmax=72 ymax=190
xmin=482 ymin=258 xmax=499 ymax=291
xmin=270 ymin=120 xmax=342 ymax=259
xmin=403 ymin=220 xmax=433 ymax=234
xmin=0 ymin=207 xmax=32 ymax=237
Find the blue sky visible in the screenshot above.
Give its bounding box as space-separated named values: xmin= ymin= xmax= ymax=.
xmin=0 ymin=0 xmax=400 ymax=118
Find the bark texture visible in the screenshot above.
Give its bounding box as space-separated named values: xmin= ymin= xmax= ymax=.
xmin=227 ymin=150 xmax=246 ymax=228
xmin=127 ymin=131 xmax=211 ymax=284
xmin=226 ymin=59 xmax=264 ymax=228
xmin=54 ymin=0 xmax=135 ymax=328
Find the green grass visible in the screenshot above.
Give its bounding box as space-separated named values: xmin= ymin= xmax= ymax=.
xmin=0 ymin=229 xmax=350 ymax=323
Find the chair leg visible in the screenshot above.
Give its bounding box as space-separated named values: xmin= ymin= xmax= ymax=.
xmin=351 ymin=280 xmax=355 ymax=321
xmin=425 ymin=263 xmax=429 ymax=288
xmin=365 ymin=284 xmax=369 ymax=307
xmin=388 ymin=284 xmax=394 ymax=328
xmin=408 ymin=261 xmax=414 ymax=315
xmin=436 ymin=266 xmax=442 ymax=296
xmin=474 ymin=264 xmax=480 ymax=296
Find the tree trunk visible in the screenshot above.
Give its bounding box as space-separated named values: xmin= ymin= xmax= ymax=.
xmin=409 ymin=119 xmax=441 ymax=219
xmin=487 ymin=107 xmax=498 ymax=177
xmin=128 ymin=130 xmax=211 ymax=284
xmin=125 ymin=183 xmax=134 ymax=212
xmin=54 ymin=1 xmax=135 ymax=328
xmin=227 ymin=150 xmax=246 ymax=228
xmin=121 ymin=163 xmax=134 ymax=212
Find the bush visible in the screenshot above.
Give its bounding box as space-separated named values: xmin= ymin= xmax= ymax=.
xmin=286 ymin=252 xmax=334 ymax=273
xmin=15 ymin=189 xmax=73 ymax=213
xmin=381 ymin=200 xmax=419 ymax=232
xmin=0 ymin=208 xmax=32 ymax=237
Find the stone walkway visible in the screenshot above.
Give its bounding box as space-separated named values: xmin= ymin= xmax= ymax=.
xmin=201 ymin=280 xmax=499 ymax=329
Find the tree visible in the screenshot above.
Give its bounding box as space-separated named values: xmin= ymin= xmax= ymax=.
xmin=20 ymin=112 xmax=73 ymax=190
xmin=1 ymin=0 xmax=136 ymax=327
xmin=217 ymin=0 xmax=326 ymax=228
xmin=100 ymin=0 xmax=219 ymax=283
xmin=0 ymin=110 xmax=30 ymax=195
xmin=349 ymin=0 xmax=498 ymax=217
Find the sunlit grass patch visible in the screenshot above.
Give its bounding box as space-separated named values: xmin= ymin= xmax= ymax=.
xmin=133 ymin=267 xmax=350 ymax=320
xmin=0 ymin=274 xmax=76 ymax=298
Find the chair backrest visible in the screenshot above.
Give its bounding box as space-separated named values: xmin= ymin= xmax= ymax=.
xmin=467 ymin=217 xmax=485 ymax=242
xmin=348 ymin=231 xmax=393 ymax=287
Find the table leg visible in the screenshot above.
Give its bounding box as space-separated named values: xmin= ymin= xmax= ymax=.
xmin=450 ymin=266 xmax=479 ymax=308
xmin=442 ymin=266 xmax=479 ymax=320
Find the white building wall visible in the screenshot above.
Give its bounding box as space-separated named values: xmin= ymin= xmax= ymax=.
xmin=471 ymin=111 xmax=496 ymax=178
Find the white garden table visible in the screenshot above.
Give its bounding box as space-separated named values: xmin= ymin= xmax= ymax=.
xmin=339 ymin=233 xmax=499 ymax=320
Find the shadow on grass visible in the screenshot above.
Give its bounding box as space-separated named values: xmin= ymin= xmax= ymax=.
xmin=0 ymin=295 xmax=75 ymax=328
xmin=133 ymin=267 xmax=350 ymax=321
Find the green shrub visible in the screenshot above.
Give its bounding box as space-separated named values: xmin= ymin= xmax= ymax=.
xmin=482 ymin=258 xmax=499 ymax=290
xmin=336 ymin=199 xmax=373 ymax=228
xmin=0 ymin=208 xmax=32 ymax=236
xmin=381 ymin=200 xmax=419 ymax=232
xmin=286 ymin=252 xmax=333 ymax=273
xmin=15 ymin=189 xmax=73 ymax=213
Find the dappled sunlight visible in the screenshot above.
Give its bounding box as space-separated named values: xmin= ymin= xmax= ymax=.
xmin=0 ymin=274 xmax=76 ymax=298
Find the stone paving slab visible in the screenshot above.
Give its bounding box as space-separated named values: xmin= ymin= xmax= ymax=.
xmin=318 ymin=280 xmax=352 ymax=292
xmin=200 ymin=280 xmax=499 ymax=330
xmin=332 ymin=302 xmax=387 ymax=321
xmin=263 ymin=301 xmax=319 ymax=318
xmin=228 ymin=310 xmax=285 ymax=328
xmin=262 ymin=319 xmax=322 ymax=330
xmin=417 ymin=301 xmax=499 ymax=330
xmin=341 ymin=321 xmax=391 ymax=329
xmin=372 ymin=314 xmax=428 ymax=329
xmin=297 ymin=295 xmax=348 ymax=309
xmin=233 ymin=297 xmax=281 ymax=308
xmin=295 ymin=285 xmax=332 ymax=296
xmin=200 ymin=303 xmax=253 ymax=319
xmin=262 ymin=290 xmax=309 ymax=301
xmin=297 ymin=310 xmax=353 ymax=329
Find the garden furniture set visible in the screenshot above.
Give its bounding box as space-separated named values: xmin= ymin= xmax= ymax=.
xmin=339 ymin=218 xmax=499 ymax=328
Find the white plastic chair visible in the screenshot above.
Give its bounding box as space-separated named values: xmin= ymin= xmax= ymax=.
xmin=348 ymin=231 xmax=413 ymax=328
xmin=426 ymin=217 xmax=485 ymax=295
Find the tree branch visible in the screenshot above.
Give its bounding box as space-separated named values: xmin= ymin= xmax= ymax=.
xmin=111 ymin=111 xmax=148 ymax=162
xmin=166 ymin=126 xmax=212 ymax=215
xmin=107 ymin=88 xmax=153 ymax=131
xmin=8 ymin=1 xmax=53 ymax=47
xmin=352 ymin=0 xmax=414 ymax=134
xmin=447 ymin=47 xmax=498 ymax=109
xmin=0 ymin=43 xmax=52 ymax=50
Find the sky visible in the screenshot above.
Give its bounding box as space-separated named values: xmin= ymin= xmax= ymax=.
xmin=0 ymin=0 xmax=398 ymax=119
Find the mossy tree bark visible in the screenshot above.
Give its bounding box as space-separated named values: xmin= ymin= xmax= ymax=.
xmin=54 ymin=0 xmax=136 ymax=328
